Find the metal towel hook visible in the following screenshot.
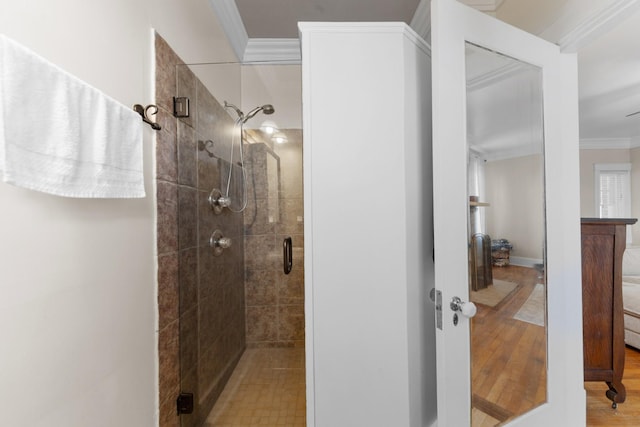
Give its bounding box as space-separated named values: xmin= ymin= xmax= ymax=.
xmin=133 ymin=104 xmax=161 ymax=130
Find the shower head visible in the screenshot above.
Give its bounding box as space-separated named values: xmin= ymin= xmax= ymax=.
xmin=224 ymin=101 xmax=275 ymax=124
xmin=261 ymin=104 xmax=275 ymax=115
xmin=242 ymin=104 xmax=275 ymax=123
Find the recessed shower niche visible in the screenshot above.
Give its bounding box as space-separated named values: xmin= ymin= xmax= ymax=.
xmin=154 ymin=33 xmax=304 ymax=427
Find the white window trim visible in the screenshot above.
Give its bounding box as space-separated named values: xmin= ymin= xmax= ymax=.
xmin=594 ymin=162 xmax=632 ymax=243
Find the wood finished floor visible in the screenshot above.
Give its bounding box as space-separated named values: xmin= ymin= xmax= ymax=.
xmin=586 ymin=345 xmax=640 ymax=426
xmin=471 ymin=265 xmax=546 ymax=426
xmin=472 ymin=265 xmax=640 ymax=426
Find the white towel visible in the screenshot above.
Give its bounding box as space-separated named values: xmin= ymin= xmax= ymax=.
xmin=0 ymin=34 xmax=145 ymax=198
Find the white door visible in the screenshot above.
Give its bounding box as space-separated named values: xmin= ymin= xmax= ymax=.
xmin=431 ymin=0 xmax=585 ymax=426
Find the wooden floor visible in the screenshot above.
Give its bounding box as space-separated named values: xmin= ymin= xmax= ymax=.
xmin=586 ymin=345 xmax=640 ymax=426
xmin=470 ymin=265 xmax=640 ymax=426
xmin=471 ymin=265 xmax=546 ymax=426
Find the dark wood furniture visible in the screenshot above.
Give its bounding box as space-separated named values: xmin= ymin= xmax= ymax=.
xmin=469 ymin=233 xmax=492 ymax=291
xmin=581 ymin=217 xmax=637 ymax=408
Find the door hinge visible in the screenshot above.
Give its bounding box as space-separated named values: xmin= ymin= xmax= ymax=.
xmin=173 ymin=96 xmax=190 ymax=118
xmin=177 ymin=392 xmax=194 ymax=415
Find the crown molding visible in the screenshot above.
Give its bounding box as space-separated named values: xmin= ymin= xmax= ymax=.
xmin=579 ymin=138 xmax=633 ymax=149
xmin=459 ymin=0 xmax=502 ymax=12
xmin=480 ymin=137 xmax=640 ymax=160
xmin=208 ymin=0 xmax=248 ymax=61
xmin=467 ymin=61 xmax=527 ymax=92
xmin=410 ymin=0 xmax=431 ymax=40
xmin=548 ymin=0 xmax=640 ymax=52
xmin=243 ymin=38 xmax=301 ymax=63
xmin=480 ymin=144 xmax=542 ymax=162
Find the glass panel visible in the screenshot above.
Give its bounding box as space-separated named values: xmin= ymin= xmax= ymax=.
xmin=174 ymin=61 xmax=246 ymax=427
xmin=166 ymin=59 xmax=305 ymax=426
xmin=465 ymin=42 xmax=547 ymax=426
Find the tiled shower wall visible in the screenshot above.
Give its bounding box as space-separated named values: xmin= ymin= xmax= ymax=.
xmin=244 ymin=131 xmax=305 ymax=348
xmin=155 ymin=34 xmax=245 ymax=427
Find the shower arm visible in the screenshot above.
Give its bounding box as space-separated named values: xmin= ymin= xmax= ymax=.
xmin=223 ymin=101 xmax=245 ymax=121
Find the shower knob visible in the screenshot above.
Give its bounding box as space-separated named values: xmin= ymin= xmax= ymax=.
xmin=450 ymin=296 xmax=477 ymax=319
xmin=209 ymin=230 xmax=232 ymax=256
xmin=208 ymin=188 xmax=230 ymax=214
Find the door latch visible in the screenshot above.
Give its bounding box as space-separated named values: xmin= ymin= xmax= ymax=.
xmin=431 ymin=288 xmax=443 ymax=330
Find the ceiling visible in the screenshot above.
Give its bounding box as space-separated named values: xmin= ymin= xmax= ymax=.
xmin=209 ymin=0 xmax=640 ymax=146
xmin=235 ymin=0 xmax=421 ymax=39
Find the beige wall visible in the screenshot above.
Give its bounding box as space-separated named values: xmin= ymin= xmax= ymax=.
xmin=485 ymin=154 xmax=544 ymax=261
xmin=241 ymin=65 xmax=303 ymax=130
xmin=631 ymin=148 xmax=640 ymax=242
xmin=496 ymin=0 xmax=617 ymax=41
xmin=578 ymin=147 xmax=640 ymax=243
xmin=485 ymin=147 xmax=640 ymax=260
xmin=0 ymin=1 xmax=236 ymax=426
xmin=496 ymin=0 xmax=568 ymax=34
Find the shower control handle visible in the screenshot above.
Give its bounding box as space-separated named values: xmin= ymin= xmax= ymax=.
xmin=209 ymin=230 xmax=231 ymax=256
xmin=217 ymin=196 xmax=231 ymax=208
xmin=208 ymin=188 xmax=231 ymax=214
xmin=216 ymin=236 xmax=232 ymax=249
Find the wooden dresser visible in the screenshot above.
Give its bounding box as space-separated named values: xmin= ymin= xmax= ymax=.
xmin=581 ymin=217 xmax=637 ymax=408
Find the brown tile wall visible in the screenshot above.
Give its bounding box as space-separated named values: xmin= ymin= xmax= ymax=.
xmin=155 ymin=33 xmax=245 ymax=427
xmin=244 ymin=131 xmax=305 ymax=348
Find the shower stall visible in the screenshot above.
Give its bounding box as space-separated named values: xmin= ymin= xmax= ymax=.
xmin=154 ymin=33 xmax=304 ymax=427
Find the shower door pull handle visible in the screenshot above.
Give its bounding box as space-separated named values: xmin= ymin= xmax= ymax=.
xmin=283 ymin=236 xmax=293 ymax=275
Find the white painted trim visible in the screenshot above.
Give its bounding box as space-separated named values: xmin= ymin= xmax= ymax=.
xmin=208 ymin=0 xmax=248 ymax=61
xmin=550 ymin=0 xmax=640 ymax=53
xmin=243 ymin=38 xmax=301 ymax=63
xmin=580 ymin=138 xmax=633 ymax=150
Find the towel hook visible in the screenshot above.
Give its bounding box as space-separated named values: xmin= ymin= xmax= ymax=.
xmin=133 ymin=104 xmax=161 ymax=130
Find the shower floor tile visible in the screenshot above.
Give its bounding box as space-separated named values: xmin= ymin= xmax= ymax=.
xmin=205 ymin=347 xmax=306 ymax=427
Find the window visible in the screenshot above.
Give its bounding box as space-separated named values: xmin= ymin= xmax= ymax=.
xmin=595 ymin=163 xmax=632 ymax=243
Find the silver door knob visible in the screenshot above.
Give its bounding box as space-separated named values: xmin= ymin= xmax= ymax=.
xmin=450 ymin=296 xmax=477 ymax=318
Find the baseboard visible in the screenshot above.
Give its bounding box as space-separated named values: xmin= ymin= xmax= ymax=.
xmin=509 ymin=256 xmax=543 ymax=268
